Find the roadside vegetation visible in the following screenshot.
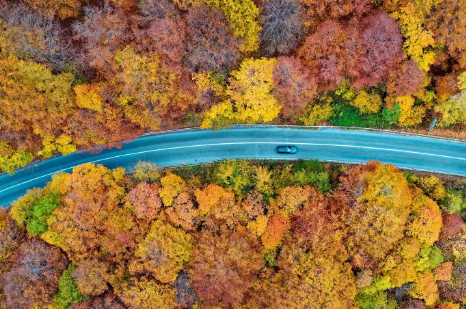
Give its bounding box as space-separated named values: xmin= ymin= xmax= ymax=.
xmin=0 ymin=160 xmax=465 ymax=308
xmin=1 ymin=0 xmax=466 ymax=173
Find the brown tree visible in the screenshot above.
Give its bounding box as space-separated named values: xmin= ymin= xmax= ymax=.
xmin=190 ymin=230 xmax=263 ymax=307
xmin=426 ymin=0 xmax=466 ymax=70
xmin=438 ymin=262 xmax=466 ymax=304
xmin=0 ymin=209 xmax=25 ymax=265
xmin=300 ymin=0 xmax=372 ymax=26
xmin=259 ymin=0 xmax=306 ymax=56
xmin=0 ymin=0 xmax=74 ymax=70
xmin=70 ymin=293 xmax=126 ymax=309
xmin=184 ymin=4 xmax=239 ymax=72
xmin=72 ymin=258 xmax=111 ymax=297
xmin=0 ymin=238 xmax=68 ymax=309
xmin=72 ymin=3 xmax=128 ymax=74
xmin=134 ymin=0 xmax=186 ymax=64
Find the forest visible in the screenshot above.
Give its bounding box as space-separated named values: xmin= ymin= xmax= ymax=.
xmin=1 ymin=0 xmax=466 ymax=173
xmin=0 ymin=160 xmax=466 ymax=308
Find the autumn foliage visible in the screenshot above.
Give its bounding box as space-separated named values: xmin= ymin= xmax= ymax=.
xmin=0 ymin=160 xmax=462 ymax=308
xmin=1 ymin=0 xmax=466 ymax=174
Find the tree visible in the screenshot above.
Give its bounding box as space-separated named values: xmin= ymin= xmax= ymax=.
xmin=165 ymin=192 xmax=199 ymax=231
xmin=387 ymin=59 xmax=426 ymax=97
xmin=66 ymin=104 xmax=144 ymax=150
xmin=436 ymin=92 xmax=466 ymax=127
xmin=69 ymin=293 xmax=125 ymax=309
xmin=116 ymin=277 xmax=177 ymax=309
xmin=129 ymin=220 xmax=192 ymax=284
xmin=225 ymin=57 xmax=281 ymax=123
xmin=127 ymin=182 xmax=162 ymax=221
xmin=299 ymin=0 xmax=372 ymax=26
xmin=132 ymin=161 xmax=161 ymax=183
xmin=134 ymin=0 xmax=186 ymax=64
xmin=206 ymin=0 xmax=261 ymax=53
xmin=0 ymin=55 xmax=75 ymax=160
xmin=195 ymin=184 xmax=235 ymax=216
xmin=439 ymin=212 xmax=464 ymax=240
xmin=341 ymin=163 xmax=413 ymax=263
xmin=214 ymin=160 xmax=255 ymax=195
xmin=22 ymin=0 xmax=82 ymax=19
xmin=0 ymin=142 xmax=33 ymax=174
xmin=0 ymin=0 xmax=74 ymax=70
xmin=350 ymin=90 xmax=382 ymax=114
xmin=71 ymin=258 xmax=111 ymax=297
xmin=41 ymin=164 xmax=139 ymax=264
xmin=435 ymin=72 xmax=466 ymax=127
xmin=261 ymin=211 xmax=290 ymax=249
xmin=74 ymin=84 xmax=103 ymax=112
xmin=273 ymin=56 xmax=317 ymax=120
xmin=184 ymin=4 xmax=239 ymax=72
xmin=392 ymin=3 xmax=436 ymax=72
xmin=72 ymin=4 xmax=128 ymax=73
xmin=0 ymin=239 xmax=68 ymax=309
xmin=250 ymin=241 xmax=357 ymax=308
xmin=138 ymin=0 xmax=178 ymax=19
xmin=0 ymin=209 xmax=25 ymax=264
xmin=194 ymin=184 xmax=243 ymax=229
xmin=54 ymin=264 xmax=88 ymax=309
xmin=291 ymin=193 xmax=347 ymax=258
xmin=275 ymin=185 xmax=312 ymax=214
xmin=426 ymin=0 xmax=466 ymax=70
xmin=10 ymin=190 xmax=61 ymax=236
xmin=159 ymin=172 xmax=186 ymax=207
xmin=190 ymin=230 xmax=263 ymax=307
xmin=350 ymin=12 xmax=404 ymax=88
xmin=174 ymin=272 xmax=198 ymax=308
xmin=110 ymin=47 xmax=195 ymax=128
xmin=259 ymin=0 xmax=305 ymax=56
xmin=298 ymin=20 xmax=349 ymax=91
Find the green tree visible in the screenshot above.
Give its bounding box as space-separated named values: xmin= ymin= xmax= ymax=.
xmin=54 ymin=264 xmax=88 ymax=309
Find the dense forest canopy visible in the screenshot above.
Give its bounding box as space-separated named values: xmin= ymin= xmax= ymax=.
xmin=1 ymin=0 xmax=466 ymax=173
xmin=0 ymin=160 xmax=465 ymax=308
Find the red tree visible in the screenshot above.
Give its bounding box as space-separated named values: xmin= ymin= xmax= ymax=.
xmin=72 ymin=3 xmax=128 ymax=74
xmin=184 ymin=4 xmax=240 ymax=72
xmin=190 ymin=230 xmax=263 ymax=307
xmin=387 ymin=59 xmax=426 ymax=97
xmin=273 ymin=56 xmax=317 ymax=120
xmin=298 ymin=20 xmax=349 ymax=90
xmin=350 ymin=12 xmax=404 ymax=88
xmin=127 ymin=182 xmax=162 ymax=221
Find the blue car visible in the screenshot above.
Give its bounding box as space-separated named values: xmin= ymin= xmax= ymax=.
xmin=276 ymin=145 xmax=298 ymax=154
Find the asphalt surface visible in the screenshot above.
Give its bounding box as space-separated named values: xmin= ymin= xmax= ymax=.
xmin=1 ymin=126 xmax=465 ymax=207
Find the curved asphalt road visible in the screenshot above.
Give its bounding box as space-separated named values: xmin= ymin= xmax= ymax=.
xmin=1 ymin=126 xmax=466 ymax=207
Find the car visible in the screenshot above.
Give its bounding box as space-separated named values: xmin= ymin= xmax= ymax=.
xmin=276 ymin=145 xmax=298 ymax=154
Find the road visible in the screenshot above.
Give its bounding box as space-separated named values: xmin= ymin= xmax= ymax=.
xmin=1 ymin=126 xmax=466 ymax=207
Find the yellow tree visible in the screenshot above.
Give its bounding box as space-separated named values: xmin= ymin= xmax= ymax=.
xmin=159 ymin=172 xmax=186 ymax=207
xmin=202 ymin=58 xmax=281 ymax=127
xmin=205 ymin=0 xmax=261 ymax=53
xmin=129 ymin=220 xmax=192 ymax=284
xmin=111 ymin=46 xmax=194 ymax=129
xmin=0 ymin=55 xmax=76 ymax=160
xmin=116 ymin=277 xmax=177 ymax=309
xmin=391 ymin=3 xmax=436 ymax=71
